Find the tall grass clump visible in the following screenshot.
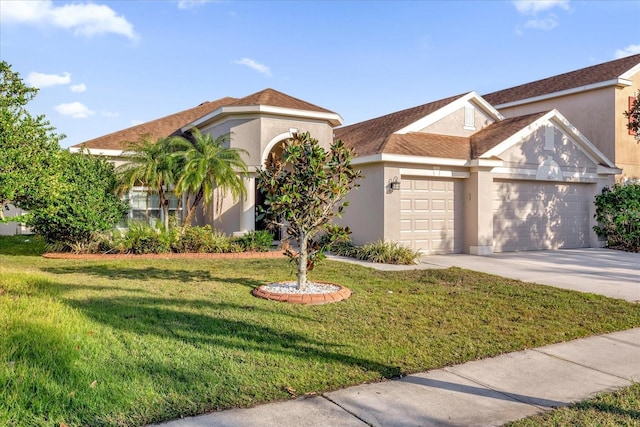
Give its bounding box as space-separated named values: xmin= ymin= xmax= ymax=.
xmin=330 ymin=239 xmax=420 ymax=265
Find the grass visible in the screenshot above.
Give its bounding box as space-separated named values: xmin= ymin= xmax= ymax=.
xmin=505 ymin=383 xmax=640 ymax=426
xmin=1 ymin=235 xmax=639 ymax=426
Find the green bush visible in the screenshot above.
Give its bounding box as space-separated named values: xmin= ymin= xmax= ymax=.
xmin=594 ymin=183 xmax=640 ymax=252
xmin=233 ymin=230 xmax=274 ymax=252
xmin=172 ymin=226 xmax=231 ymax=253
xmin=27 ymin=151 xmax=129 ymax=251
xmin=354 ymin=240 xmax=420 ymax=265
xmin=115 ymin=221 xmax=172 ymax=254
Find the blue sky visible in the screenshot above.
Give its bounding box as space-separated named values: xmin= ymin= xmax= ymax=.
xmin=1 ymin=0 xmax=639 ymax=148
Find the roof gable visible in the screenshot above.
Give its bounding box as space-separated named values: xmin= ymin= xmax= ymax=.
xmin=483 ymin=54 xmax=640 ymax=106
xmin=479 ymin=109 xmax=617 ymax=168
xmin=335 ymin=93 xmax=467 ymax=157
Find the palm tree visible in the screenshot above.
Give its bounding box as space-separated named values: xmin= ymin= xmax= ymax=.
xmin=175 ymin=128 xmax=248 ymax=231
xmin=116 ymin=136 xmax=188 ymax=231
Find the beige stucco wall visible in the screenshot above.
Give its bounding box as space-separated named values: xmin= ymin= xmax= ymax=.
xmin=499 ymin=125 xmax=598 ymax=178
xmin=615 ymin=74 xmax=640 ymax=179
xmin=337 ymin=164 xmax=386 ymax=245
xmin=202 ymin=115 xmax=335 ymax=168
xmin=421 ymin=106 xmax=495 ymax=136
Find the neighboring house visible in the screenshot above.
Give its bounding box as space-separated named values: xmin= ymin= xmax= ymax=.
xmin=483 ymin=53 xmax=640 ymax=180
xmin=71 ymin=87 xmax=619 ymax=254
xmin=0 ymin=205 xmax=29 ymax=235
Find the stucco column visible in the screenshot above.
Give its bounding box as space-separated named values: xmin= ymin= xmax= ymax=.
xmin=464 ymin=165 xmax=494 ymax=255
xmin=238 ymin=175 xmax=256 ymax=234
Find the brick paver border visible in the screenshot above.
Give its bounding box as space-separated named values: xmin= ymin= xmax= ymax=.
xmin=252 ymin=283 xmax=352 ymax=305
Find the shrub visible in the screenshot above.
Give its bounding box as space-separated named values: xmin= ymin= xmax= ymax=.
xmin=116 ymin=221 xmax=171 ymax=254
xmin=172 ymin=225 xmax=231 ymax=253
xmin=233 ymin=230 xmax=274 ymax=252
xmin=354 ymin=240 xmax=421 ymax=265
xmin=27 ymin=151 xmax=129 ymax=251
xmin=594 ymin=183 xmax=640 ymax=252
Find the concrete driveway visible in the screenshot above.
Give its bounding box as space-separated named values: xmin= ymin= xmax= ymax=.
xmin=423 ymin=248 xmax=640 ymax=303
xmin=330 ymin=248 xmax=639 ymax=302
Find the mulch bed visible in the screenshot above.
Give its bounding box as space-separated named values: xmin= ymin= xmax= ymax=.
xmin=42 ymin=251 xmax=287 ymax=260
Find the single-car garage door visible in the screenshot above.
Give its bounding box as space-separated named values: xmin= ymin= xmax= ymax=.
xmin=493 ymin=180 xmax=592 ymax=252
xmin=400 ymin=177 xmax=463 ymax=253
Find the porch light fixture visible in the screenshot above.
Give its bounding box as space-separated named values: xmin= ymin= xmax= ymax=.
xmin=389 ymin=176 xmax=401 ymax=192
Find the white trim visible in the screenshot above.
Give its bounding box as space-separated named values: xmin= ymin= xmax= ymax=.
xmin=468 ymin=159 xmax=504 ymax=168
xmin=352 ymin=153 xmax=469 ymax=167
xmin=69 ymin=147 xmax=125 ymax=157
xmin=492 ymin=167 xmax=537 ymax=176
xmin=597 ymin=165 xmax=623 ymax=175
xmin=491 ymin=167 xmax=602 ymax=182
xmin=261 ymin=131 xmax=295 ymax=165
xmin=183 ymin=105 xmax=343 ymax=131
xmin=493 ymin=78 xmax=633 ymax=109
xmin=619 ymin=62 xmax=640 ymax=80
xmin=399 ymin=168 xmax=470 ymax=178
xmin=396 ymin=91 xmax=504 ymax=134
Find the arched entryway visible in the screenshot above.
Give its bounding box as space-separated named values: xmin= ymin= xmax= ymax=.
xmin=255 ymin=136 xmax=290 ymax=240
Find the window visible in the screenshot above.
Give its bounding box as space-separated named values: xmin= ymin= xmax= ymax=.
xmin=119 ymin=187 xmax=182 ymax=227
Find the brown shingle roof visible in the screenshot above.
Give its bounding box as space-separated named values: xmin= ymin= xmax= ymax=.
xmin=334 ymin=93 xmax=466 ymax=156
xmin=227 ymin=88 xmax=336 ymax=114
xmin=74 ymin=97 xmax=237 ymax=151
xmin=470 ymin=111 xmax=547 ymax=158
xmin=74 ymin=88 xmax=338 ymax=151
xmin=483 ymin=54 xmax=640 ymax=106
xmin=385 ymin=133 xmax=471 ymax=159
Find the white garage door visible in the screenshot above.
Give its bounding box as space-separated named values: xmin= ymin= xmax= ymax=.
xmin=400 ymin=177 xmax=463 ymax=253
xmin=493 ymin=180 xmax=592 ymax=252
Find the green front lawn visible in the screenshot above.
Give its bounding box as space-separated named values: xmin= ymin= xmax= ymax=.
xmin=506 ymin=383 xmax=640 ymax=426
xmin=1 ymin=235 xmax=639 ymax=426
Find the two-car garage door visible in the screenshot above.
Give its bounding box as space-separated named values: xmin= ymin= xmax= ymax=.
xmin=400 ymin=177 xmax=592 ymax=253
xmin=493 ymin=180 xmax=591 ymax=252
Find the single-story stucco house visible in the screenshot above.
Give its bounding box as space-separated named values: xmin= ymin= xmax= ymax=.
xmin=70 ymin=85 xmax=620 ymax=255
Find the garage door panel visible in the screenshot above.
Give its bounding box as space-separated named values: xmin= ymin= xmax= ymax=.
xmin=400 ymin=177 xmax=462 ymax=254
xmin=493 ymin=180 xmax=591 ymax=252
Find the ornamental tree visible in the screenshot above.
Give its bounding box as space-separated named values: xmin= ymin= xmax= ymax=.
xmin=624 ymin=90 xmax=640 ymax=138
xmin=257 ymin=132 xmax=361 ymax=291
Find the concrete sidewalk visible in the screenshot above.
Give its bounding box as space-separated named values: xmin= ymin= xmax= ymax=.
xmin=154 ymin=328 xmax=640 ymax=427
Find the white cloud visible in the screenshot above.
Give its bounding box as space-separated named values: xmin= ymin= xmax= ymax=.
xmin=26 ymin=71 xmax=71 ymax=88
xmin=615 ymin=44 xmax=640 ymax=59
xmin=522 ymin=15 xmax=559 ymax=31
xmin=234 ymin=58 xmax=272 ymax=77
xmin=512 ymin=0 xmax=570 ymax=15
xmin=0 ymin=0 xmax=137 ymax=40
xmin=101 ymin=110 xmax=119 ymax=118
xmin=70 ymin=83 xmax=87 ymax=93
xmin=55 ymin=102 xmax=95 ymax=119
xmin=177 ymin=0 xmax=212 ymax=9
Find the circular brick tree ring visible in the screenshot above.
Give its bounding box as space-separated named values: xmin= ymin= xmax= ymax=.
xmin=252 ymin=282 xmax=351 ymax=305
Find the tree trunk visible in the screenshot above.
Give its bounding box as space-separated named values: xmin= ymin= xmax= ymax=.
xmin=181 ymin=189 xmax=204 ymax=232
xmin=158 ymin=185 xmax=169 ymax=232
xmin=297 ymin=233 xmax=308 ymax=291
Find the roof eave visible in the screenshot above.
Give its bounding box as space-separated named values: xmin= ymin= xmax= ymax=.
xmin=182 ymin=105 xmax=343 ymax=132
